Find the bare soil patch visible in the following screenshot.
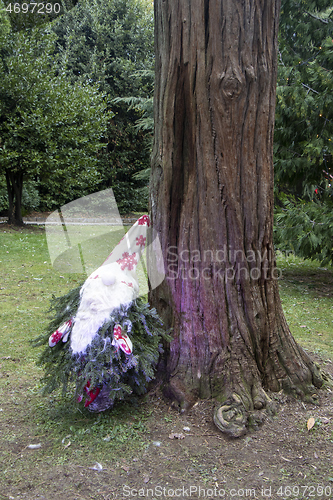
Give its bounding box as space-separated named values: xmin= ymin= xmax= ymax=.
xmin=1 ymin=359 xmax=333 ymax=500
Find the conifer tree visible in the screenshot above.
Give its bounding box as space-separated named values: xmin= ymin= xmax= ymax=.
xmin=51 ymin=0 xmax=154 ymax=212
xmin=274 ymin=0 xmax=333 ymax=264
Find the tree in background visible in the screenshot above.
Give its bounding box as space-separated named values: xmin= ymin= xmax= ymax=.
xmin=274 ymin=0 xmax=333 ymax=265
xmin=0 ymin=23 xmax=110 ymax=224
xmin=0 ymin=0 xmax=154 ymax=217
xmin=112 ymin=68 xmax=155 ymax=202
xmin=51 ymin=0 xmax=154 ymax=212
xmin=0 ymin=0 xmax=10 ymax=38
xmin=149 ymin=0 xmax=323 ymax=438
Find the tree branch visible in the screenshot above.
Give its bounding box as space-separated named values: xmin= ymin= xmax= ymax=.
xmin=304 ymin=11 xmax=329 ymax=24
xmin=302 ymin=83 xmax=319 ymax=94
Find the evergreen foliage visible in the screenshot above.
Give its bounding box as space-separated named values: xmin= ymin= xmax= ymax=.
xmin=275 ymin=1 xmax=333 ymax=197
xmin=274 ymin=195 xmax=333 ymax=265
xmin=33 ymin=286 xmax=171 ymax=410
xmin=111 ymin=68 xmax=154 ymax=202
xmin=274 ymin=0 xmax=333 ymax=264
xmin=0 ymin=22 xmax=110 ymax=224
xmin=0 ymin=0 xmax=10 ymax=40
xmin=51 ymin=0 xmax=154 ymax=212
xmin=112 ymin=70 xmax=154 ymax=135
xmin=0 ymin=0 xmax=154 ymax=219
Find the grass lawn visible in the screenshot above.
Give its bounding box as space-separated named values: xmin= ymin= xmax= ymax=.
xmin=276 ymin=251 xmax=333 ymax=360
xmin=0 ymin=224 xmax=332 ymax=498
xmin=0 ymin=225 xmax=151 ymax=492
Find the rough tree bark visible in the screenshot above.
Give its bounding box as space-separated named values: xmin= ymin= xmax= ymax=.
xmin=149 ymin=0 xmax=323 ymax=437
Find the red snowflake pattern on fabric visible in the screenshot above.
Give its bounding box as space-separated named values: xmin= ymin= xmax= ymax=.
xmin=113 ymin=325 xmax=122 ymax=337
xmin=137 ymin=215 xmax=150 ymax=227
xmin=112 ymin=324 xmax=132 ymax=355
xmin=121 ymin=280 xmax=133 ymax=288
xmin=117 ymin=252 xmax=138 ymax=271
xmin=49 ymin=319 xmax=72 ymax=347
xmin=50 ymin=330 xmax=63 ymax=345
xmin=136 ymin=235 xmax=146 ymax=248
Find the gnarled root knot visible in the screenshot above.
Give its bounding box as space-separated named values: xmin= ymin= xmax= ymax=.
xmin=214 ymin=391 xmax=277 ymax=438
xmin=213 ymin=393 xmax=248 ymax=438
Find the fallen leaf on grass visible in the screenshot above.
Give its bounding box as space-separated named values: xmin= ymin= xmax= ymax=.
xmin=90 ymin=462 xmax=103 ymax=471
xmin=307 ymin=417 xmax=315 ymax=431
xmin=169 ymin=433 xmax=185 ymax=440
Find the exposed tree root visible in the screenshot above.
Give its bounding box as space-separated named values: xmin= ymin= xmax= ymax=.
xmin=162 ymin=354 xmax=323 ymax=438
xmin=213 ymin=391 xmax=278 ymax=438
xmin=213 ymin=393 xmax=248 ymax=438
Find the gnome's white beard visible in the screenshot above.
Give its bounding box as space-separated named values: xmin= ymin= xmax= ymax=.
xmin=70 ymin=262 xmax=139 ymax=355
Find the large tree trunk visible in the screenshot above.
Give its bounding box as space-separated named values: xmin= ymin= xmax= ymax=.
xmin=149 ymin=0 xmax=322 ymax=437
